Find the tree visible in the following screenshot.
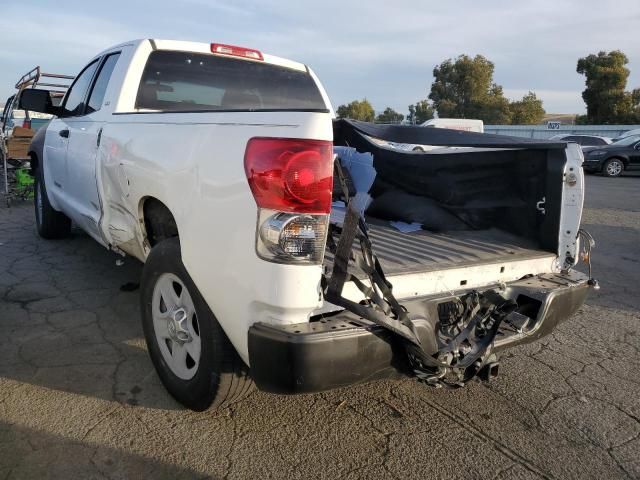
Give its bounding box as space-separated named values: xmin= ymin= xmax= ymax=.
xmin=509 ymin=91 xmax=545 ymax=124
xmin=428 ymin=54 xmax=511 ymax=124
xmin=633 ymin=88 xmax=640 ymax=123
xmin=336 ymin=99 xmax=375 ymax=122
xmin=376 ymin=107 xmax=404 ymax=124
xmin=576 ymin=50 xmax=636 ymax=124
xmin=407 ymin=104 xmax=416 ymax=124
xmin=408 ymin=100 xmax=434 ymax=124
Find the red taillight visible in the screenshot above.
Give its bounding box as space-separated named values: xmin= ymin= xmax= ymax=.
xmin=211 ymin=43 xmax=263 ymax=61
xmin=22 ymin=119 xmax=31 ymax=129
xmin=244 ymin=138 xmax=333 ymax=214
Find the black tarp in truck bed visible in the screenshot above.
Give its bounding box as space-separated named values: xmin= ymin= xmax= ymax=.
xmin=333 ymin=119 xmax=568 ymax=149
xmin=328 ymin=120 xmax=569 ymax=276
xmin=332 ymin=119 xmax=569 ymax=254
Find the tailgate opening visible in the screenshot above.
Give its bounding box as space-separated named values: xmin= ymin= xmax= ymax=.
xmin=319 ymin=120 xmax=586 ymax=388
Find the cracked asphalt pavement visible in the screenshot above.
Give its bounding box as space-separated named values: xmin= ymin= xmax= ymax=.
xmin=0 ymin=173 xmax=639 ymax=479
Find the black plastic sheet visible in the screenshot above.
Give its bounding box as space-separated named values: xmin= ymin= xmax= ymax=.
xmin=333 ymin=119 xmax=568 ymax=149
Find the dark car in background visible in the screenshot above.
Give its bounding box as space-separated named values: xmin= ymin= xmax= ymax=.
xmin=582 ymin=135 xmax=640 ymax=177
xmin=549 ymin=134 xmax=612 ymax=150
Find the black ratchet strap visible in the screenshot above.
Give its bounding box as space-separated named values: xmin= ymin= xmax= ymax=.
xmin=323 ymin=158 xmax=510 ymax=376
xmin=325 ymin=160 xmax=422 ymax=346
xmin=325 ymin=202 xmax=422 ymax=346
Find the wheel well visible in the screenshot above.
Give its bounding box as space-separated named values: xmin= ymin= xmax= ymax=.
xmin=606 ymin=156 xmax=628 ymax=167
xmin=142 ymin=198 xmax=179 ymax=247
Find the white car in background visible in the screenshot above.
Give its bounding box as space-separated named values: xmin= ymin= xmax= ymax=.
xmin=612 ymin=128 xmax=640 ymax=142
xmin=389 ymin=118 xmax=484 ymax=152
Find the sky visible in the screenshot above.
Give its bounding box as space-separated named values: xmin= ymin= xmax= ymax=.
xmin=1 ymin=0 xmax=639 ymax=116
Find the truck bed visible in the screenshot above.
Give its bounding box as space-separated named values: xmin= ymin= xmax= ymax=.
xmin=324 ymin=221 xmax=555 ymax=278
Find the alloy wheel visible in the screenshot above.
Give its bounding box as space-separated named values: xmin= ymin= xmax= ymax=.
xmin=152 ymin=273 xmax=202 ymax=380
xmin=606 ymin=159 xmax=623 ymax=177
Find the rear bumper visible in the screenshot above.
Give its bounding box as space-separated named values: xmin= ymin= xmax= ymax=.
xmin=248 ymin=270 xmax=590 ymax=394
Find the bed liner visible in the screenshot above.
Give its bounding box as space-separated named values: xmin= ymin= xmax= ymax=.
xmin=324 ymin=220 xmax=555 ymax=278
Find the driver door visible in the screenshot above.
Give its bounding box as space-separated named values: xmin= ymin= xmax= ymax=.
xmin=64 ymin=52 xmax=121 ymax=245
xmin=44 ymin=60 xmax=99 ymax=216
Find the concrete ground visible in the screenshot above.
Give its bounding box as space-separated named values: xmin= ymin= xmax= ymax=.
xmin=0 ymin=173 xmax=638 ymax=479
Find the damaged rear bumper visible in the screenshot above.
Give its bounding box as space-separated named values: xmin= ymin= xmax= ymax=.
xmin=248 ymin=270 xmax=590 ymax=394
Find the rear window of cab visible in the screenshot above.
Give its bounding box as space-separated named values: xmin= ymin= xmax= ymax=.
xmin=135 ymin=50 xmax=327 ymax=112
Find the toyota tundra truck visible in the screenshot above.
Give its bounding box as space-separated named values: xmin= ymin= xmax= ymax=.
xmin=20 ymin=39 xmax=596 ymax=411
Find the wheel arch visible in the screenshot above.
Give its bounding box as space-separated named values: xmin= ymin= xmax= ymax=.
xmin=28 ymin=151 xmax=39 ymax=176
xmin=27 ymin=123 xmax=48 ymax=175
xmin=139 ymin=196 xmax=180 ymax=249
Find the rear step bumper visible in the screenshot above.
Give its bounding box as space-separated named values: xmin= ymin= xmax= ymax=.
xmin=248 ymin=270 xmax=590 ymax=394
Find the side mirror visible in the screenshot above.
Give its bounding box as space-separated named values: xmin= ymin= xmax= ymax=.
xmin=18 ymin=89 xmax=60 ymax=116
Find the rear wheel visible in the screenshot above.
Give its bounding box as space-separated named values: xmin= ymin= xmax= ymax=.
xmin=34 ymin=166 xmax=71 ymax=239
xmin=602 ymin=158 xmax=624 ymax=177
xmin=141 ymin=238 xmax=253 ymax=411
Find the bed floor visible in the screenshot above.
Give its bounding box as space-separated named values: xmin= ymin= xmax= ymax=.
xmin=324 ymin=221 xmax=555 ymax=278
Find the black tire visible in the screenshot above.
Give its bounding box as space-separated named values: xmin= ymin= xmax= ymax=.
xmin=141 ymin=238 xmax=253 ymax=411
xmin=34 ymin=165 xmax=71 ymax=239
xmin=602 ymin=158 xmax=624 ymax=177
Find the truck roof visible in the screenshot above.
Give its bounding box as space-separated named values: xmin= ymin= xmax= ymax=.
xmin=97 ymin=39 xmax=308 ymax=72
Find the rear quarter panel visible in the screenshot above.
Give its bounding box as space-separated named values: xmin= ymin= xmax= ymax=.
xmin=99 ymin=111 xmax=333 ymax=362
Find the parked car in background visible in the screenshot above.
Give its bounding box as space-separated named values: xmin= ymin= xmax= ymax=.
xmin=390 ymin=118 xmax=484 ymax=152
xmin=549 ymin=134 xmax=612 ymax=151
xmin=583 ymin=134 xmax=640 ymax=176
xmin=1 ymin=98 xmax=53 ymax=135
xmin=422 ymin=118 xmax=484 ymax=132
xmin=612 ymin=128 xmax=640 ymax=143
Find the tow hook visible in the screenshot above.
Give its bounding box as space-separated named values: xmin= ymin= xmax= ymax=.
xmin=478 ymin=362 xmax=500 ymax=382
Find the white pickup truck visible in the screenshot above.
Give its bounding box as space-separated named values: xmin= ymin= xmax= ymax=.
xmin=21 ymin=39 xmax=595 ymax=411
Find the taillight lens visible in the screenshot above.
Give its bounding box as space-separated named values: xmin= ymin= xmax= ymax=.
xmin=258 ymin=210 xmax=328 ymax=264
xmin=244 ymin=138 xmax=333 ymax=214
xmin=245 ymin=138 xmax=333 ymax=265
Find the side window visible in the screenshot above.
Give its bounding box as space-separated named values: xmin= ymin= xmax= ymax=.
xmin=86 ymin=53 xmax=121 ymax=114
xmin=63 ymin=60 xmax=99 ymax=116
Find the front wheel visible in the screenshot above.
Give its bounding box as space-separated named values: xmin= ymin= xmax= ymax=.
xmin=140 ymin=238 xmax=253 ymax=411
xmin=34 ymin=165 xmax=71 ymax=239
xmin=602 ymin=158 xmax=624 ymax=177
